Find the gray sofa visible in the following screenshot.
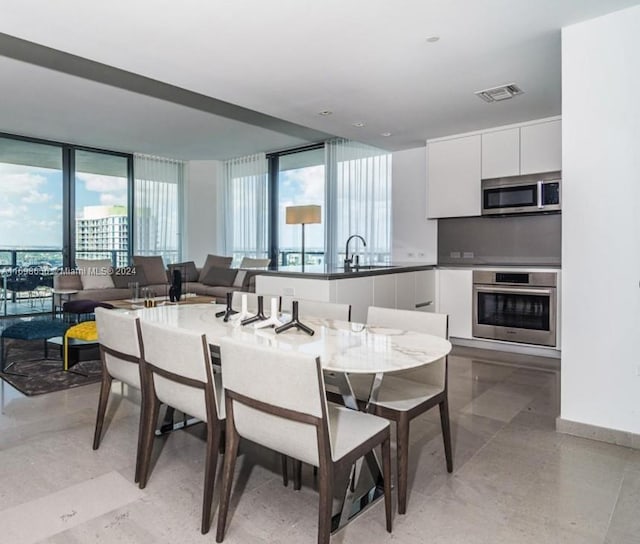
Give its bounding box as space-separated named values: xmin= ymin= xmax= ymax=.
xmin=53 ymin=254 xmax=259 ymax=305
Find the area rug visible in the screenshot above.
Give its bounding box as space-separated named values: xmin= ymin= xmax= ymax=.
xmin=0 ymin=340 xmax=102 ymax=396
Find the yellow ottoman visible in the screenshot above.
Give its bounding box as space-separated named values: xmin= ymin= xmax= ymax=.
xmin=64 ymin=321 xmax=99 ymax=371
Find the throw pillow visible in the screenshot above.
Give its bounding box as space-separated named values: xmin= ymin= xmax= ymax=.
xmin=132 ymin=255 xmax=167 ymax=286
xmin=76 ymin=259 xmax=115 ymax=290
xmin=201 ymin=266 xmax=238 ymax=287
xmin=199 ymin=254 xmax=233 ymax=283
xmin=168 ymin=261 xmax=199 ymax=283
xmin=110 ymin=266 xmax=148 ymax=289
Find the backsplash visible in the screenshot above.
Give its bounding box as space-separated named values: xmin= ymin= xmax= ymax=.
xmin=438 ymin=214 xmax=561 ymax=266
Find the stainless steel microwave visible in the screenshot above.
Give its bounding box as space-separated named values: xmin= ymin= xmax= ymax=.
xmin=481 ymin=173 xmax=561 ymax=216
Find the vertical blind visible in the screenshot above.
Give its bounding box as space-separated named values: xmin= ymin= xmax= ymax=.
xmin=220 ymin=153 xmax=269 ymax=264
xmin=133 ymin=153 xmax=184 ymax=264
xmin=325 ymin=138 xmax=392 ymax=264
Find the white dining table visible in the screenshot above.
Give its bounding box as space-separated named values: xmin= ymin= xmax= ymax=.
xmin=130 ymin=302 xmax=452 ymax=530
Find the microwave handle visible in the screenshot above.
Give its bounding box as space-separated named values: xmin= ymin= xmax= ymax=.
xmin=537 ymin=180 xmax=543 ymax=208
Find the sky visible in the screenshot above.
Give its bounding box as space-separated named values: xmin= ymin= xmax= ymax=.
xmin=0 ymin=162 xmax=127 ymax=249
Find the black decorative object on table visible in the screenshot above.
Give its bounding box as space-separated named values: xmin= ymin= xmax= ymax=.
xmin=275 ymin=301 xmax=315 ymax=336
xmin=241 ymin=295 xmax=267 ymax=326
xmin=169 ymin=269 xmax=182 ymax=302
xmin=216 ymin=291 xmax=239 ymax=321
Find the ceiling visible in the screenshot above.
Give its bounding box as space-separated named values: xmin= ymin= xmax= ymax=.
xmin=0 ymin=0 xmax=639 ymax=161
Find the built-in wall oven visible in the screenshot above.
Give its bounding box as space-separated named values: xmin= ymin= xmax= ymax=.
xmin=472 ymin=271 xmax=557 ymax=347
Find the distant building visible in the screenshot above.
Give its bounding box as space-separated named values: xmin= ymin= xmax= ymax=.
xmin=76 ymin=205 xmax=128 ymax=265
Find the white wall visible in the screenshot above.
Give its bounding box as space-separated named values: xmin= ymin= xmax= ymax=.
xmin=392 ymin=147 xmax=438 ymax=263
xmin=183 ymin=160 xmax=224 ymax=265
xmin=561 ymin=6 xmax=640 ymax=435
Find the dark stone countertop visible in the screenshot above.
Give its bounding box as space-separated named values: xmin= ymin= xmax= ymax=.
xmin=255 ymin=262 xmax=436 ymax=280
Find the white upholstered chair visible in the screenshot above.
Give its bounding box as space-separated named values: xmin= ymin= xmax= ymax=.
xmin=360 ymin=306 xmax=452 ymax=514
xmin=138 ymin=320 xmax=225 ymax=534
xmin=281 ymin=297 xmax=351 ymax=322
xmin=216 ymin=337 xmax=392 ymax=544
xmin=94 ymin=307 xmax=144 ymax=483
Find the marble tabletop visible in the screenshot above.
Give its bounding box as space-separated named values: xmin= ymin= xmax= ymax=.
xmin=130 ymin=303 xmax=451 ymax=375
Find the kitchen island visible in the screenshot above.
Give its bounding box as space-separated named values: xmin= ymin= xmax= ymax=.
xmin=255 ymin=263 xmax=436 ymax=323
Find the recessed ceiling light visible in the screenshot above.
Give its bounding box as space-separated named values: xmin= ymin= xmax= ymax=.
xmin=425 ymin=36 xmax=440 ymax=43
xmin=381 ymin=132 xmax=392 ymax=137
xmin=318 ymin=110 xmax=333 ymax=116
xmin=353 ymin=122 xmax=365 ymax=128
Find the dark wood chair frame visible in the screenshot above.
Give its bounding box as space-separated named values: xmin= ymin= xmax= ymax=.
xmin=138 ymin=332 xmax=225 ymax=535
xmin=371 ymin=354 xmax=452 ymax=514
xmin=93 ymin=332 xmax=146 ymax=484
xmin=216 ymin=362 xmax=392 ymax=544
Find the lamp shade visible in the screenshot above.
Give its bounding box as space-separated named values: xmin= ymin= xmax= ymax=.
xmin=285 ymin=205 xmax=321 ymax=225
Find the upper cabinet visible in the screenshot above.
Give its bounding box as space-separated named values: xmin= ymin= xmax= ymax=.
xmin=520 ymin=119 xmax=562 ymax=175
xmin=427 ymin=134 xmax=481 ymax=219
xmin=427 ymin=117 xmax=561 ymax=218
xmin=481 ymin=119 xmax=562 ymax=179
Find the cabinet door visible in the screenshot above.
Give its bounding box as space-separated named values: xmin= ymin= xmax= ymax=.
xmin=437 ymin=269 xmax=473 ymax=339
xmin=395 ymin=272 xmax=416 ymax=310
xmin=481 ymin=128 xmax=520 ymax=179
xmin=520 ymin=120 xmax=562 ymax=175
xmin=373 ymin=274 xmax=396 ymax=309
xmin=414 ymin=270 xmax=436 ymax=312
xmin=427 ymin=135 xmax=481 ymax=218
xmin=334 ymin=276 xmax=373 ymax=324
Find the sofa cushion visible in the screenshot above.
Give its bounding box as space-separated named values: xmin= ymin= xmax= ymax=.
xmin=201 ymin=267 xmax=238 ymax=287
xmin=168 ymin=261 xmax=199 ymax=283
xmin=54 ymin=271 xmax=83 ymax=291
xmin=132 ymin=256 xmax=167 ymax=286
xmin=110 ymin=266 xmax=148 ymax=289
xmin=76 ymin=259 xmax=115 ymax=290
xmin=199 ymin=254 xmax=233 ymax=283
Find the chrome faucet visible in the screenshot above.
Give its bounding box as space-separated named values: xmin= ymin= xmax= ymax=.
xmin=344 ymin=235 xmax=367 ymax=268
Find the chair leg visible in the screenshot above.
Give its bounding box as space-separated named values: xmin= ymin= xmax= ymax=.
xmin=439 ymin=398 xmax=453 ymax=473
xmin=293 ymin=459 xmax=302 ymax=490
xmin=216 ymin=425 xmax=240 ymax=543
xmin=381 ymin=435 xmax=393 ymax=533
xmin=201 ymin=424 xmax=221 ymax=534
xmin=317 ymin=462 xmax=333 ymax=544
xmin=92 ymin=371 xmax=113 ymax=450
xmin=396 ymin=413 xmax=410 ymax=515
xmin=138 ymin=394 xmax=161 ymax=489
xmin=281 ymin=455 xmax=289 ymax=487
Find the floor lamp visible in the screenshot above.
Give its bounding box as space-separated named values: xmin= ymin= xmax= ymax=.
xmin=285 ymin=205 xmax=321 ymax=271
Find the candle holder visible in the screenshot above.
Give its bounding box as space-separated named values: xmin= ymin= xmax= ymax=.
xmin=216 ymin=291 xmax=238 ymax=322
xmin=254 ymin=297 xmax=284 ymax=329
xmin=275 ymin=300 xmax=315 ymax=336
xmin=241 ymin=295 xmax=268 ymax=326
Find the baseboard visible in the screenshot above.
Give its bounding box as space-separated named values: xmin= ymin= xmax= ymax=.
xmin=556 ymin=418 xmax=640 ymax=450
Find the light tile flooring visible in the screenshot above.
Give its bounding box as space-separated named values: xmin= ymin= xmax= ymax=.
xmin=1 ymin=347 xmax=639 ymax=543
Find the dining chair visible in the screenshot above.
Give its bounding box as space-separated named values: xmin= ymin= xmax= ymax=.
xmin=93 ymin=307 xmax=144 ymax=483
xmin=279 ymin=297 xmax=352 ymax=488
xmin=216 ymin=337 xmax=392 ymax=544
xmin=360 ymin=306 xmax=452 ymax=515
xmin=137 ymin=320 xmax=225 ymax=534
xmin=281 ymin=297 xmax=352 ymax=322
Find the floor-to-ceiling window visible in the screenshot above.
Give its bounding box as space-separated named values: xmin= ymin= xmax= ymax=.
xmin=74 ymin=150 xmax=131 ymax=267
xmin=276 ymin=146 xmax=325 ymax=266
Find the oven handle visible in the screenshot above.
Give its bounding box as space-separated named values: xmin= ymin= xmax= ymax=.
xmin=537 ymin=180 xmax=544 ymax=208
xmin=474 ymin=284 xmax=555 ymax=296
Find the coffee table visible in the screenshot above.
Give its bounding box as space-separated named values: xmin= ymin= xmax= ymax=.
xmin=104 ymin=294 xmax=215 ymax=310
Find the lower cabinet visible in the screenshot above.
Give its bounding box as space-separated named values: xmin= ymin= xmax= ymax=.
xmin=436 ymin=269 xmax=473 ymax=339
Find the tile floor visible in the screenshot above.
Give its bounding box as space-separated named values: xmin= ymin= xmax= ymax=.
xmin=0 ymin=346 xmax=638 ymax=543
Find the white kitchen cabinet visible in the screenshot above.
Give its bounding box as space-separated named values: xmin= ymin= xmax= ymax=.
xmin=437 ymin=269 xmax=473 ymax=339
xmin=427 ymin=135 xmax=481 ymax=218
xmin=395 ymin=272 xmax=416 ymax=311
xmin=520 ymin=119 xmax=562 ymax=175
xmin=481 ymin=128 xmax=520 ymax=179
xmin=334 ymin=276 xmax=373 ymax=324
xmin=414 ymin=269 xmax=436 ymax=312
xmin=373 ymin=274 xmax=396 ymax=309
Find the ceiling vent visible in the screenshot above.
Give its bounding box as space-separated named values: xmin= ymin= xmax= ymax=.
xmin=475 ymin=83 xmax=524 ymax=103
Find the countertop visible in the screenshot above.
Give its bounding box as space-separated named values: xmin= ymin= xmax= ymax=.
xmin=255 ymin=262 xmax=436 ymax=280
